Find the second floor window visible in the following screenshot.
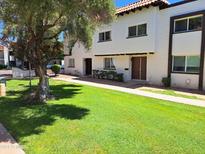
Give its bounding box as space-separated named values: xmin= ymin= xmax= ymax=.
xmin=128 ymin=24 xmax=147 ymax=37
xmin=99 ymin=31 xmax=111 ymax=42
xmin=174 ymin=15 xmax=202 ymax=33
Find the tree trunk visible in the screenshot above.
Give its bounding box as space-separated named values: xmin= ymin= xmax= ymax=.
xmin=35 ymin=65 xmax=50 ymax=103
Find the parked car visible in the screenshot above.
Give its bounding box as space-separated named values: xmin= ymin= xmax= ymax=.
xmin=46 ymin=64 xmax=53 ymax=69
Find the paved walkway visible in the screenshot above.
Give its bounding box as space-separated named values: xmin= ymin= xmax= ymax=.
xmin=0 ymin=123 xmax=25 ymax=154
xmin=0 ymin=70 xmax=12 ymax=76
xmin=54 ymin=75 xmax=205 ymax=108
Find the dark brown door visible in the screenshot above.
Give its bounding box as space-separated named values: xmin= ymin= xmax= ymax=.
xmin=85 ymin=58 xmax=92 ymax=75
xmin=132 ymin=57 xmax=140 ymax=80
xmin=141 ymin=57 xmax=147 ymax=80
xmin=132 ymin=57 xmax=147 ymax=80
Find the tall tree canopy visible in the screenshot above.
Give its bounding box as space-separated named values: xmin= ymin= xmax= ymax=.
xmin=0 ymin=0 xmax=115 ymax=103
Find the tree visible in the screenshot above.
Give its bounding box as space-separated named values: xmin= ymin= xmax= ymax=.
xmin=0 ymin=0 xmax=115 ymax=103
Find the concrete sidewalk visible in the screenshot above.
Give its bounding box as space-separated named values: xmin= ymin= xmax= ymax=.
xmin=0 ymin=70 xmax=12 ymax=76
xmin=54 ymin=75 xmax=205 ymax=108
xmin=0 ymin=123 xmax=25 ymax=154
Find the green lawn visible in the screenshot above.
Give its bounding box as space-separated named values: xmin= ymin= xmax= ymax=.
xmin=0 ymin=80 xmax=205 ymax=154
xmin=140 ymin=88 xmax=204 ymax=100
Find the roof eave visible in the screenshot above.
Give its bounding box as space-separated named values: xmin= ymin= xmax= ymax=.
xmin=116 ymin=1 xmax=169 ymax=16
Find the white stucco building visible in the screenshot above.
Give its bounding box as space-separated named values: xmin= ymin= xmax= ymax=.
xmin=0 ymin=44 xmax=9 ymax=66
xmin=64 ymin=0 xmax=205 ymax=90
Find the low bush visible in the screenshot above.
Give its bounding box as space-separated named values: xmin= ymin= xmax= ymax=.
xmin=0 ymin=64 xmax=7 ymax=70
xmin=51 ymin=64 xmax=61 ymax=76
xmin=115 ymin=73 xmax=124 ymax=82
xmin=93 ymin=70 xmax=124 ymax=82
xmin=107 ymin=71 xmax=116 ymax=80
xmin=162 ymin=77 xmax=171 ymax=87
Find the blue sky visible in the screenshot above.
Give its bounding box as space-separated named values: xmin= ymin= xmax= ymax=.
xmin=115 ymin=0 xmax=182 ymax=8
xmin=0 ymin=0 xmax=183 ymax=41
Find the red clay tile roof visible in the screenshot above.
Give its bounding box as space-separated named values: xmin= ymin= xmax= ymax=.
xmin=116 ymin=0 xmax=169 ymax=15
xmin=0 ymin=45 xmax=4 ymax=50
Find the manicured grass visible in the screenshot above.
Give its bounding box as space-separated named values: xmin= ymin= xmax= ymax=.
xmin=0 ymin=79 xmax=205 ymax=154
xmin=140 ymin=88 xmax=204 ymax=100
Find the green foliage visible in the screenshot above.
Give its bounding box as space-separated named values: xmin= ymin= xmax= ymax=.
xmin=93 ymin=70 xmax=124 ymax=82
xmin=0 ymin=0 xmax=115 ymax=101
xmin=51 ymin=64 xmax=61 ymax=75
xmin=1 ymin=79 xmax=205 ymax=153
xmin=115 ymin=73 xmax=124 ymax=82
xmin=162 ymin=77 xmax=171 ymax=87
xmin=141 ymin=88 xmax=203 ymax=100
xmin=0 ymin=64 xmax=7 ymax=69
xmin=0 ymin=0 xmax=115 ymax=59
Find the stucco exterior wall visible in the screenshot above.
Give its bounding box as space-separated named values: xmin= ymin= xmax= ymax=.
xmin=155 ymin=0 xmax=205 ymax=89
xmin=3 ymin=47 xmax=9 ymax=66
xmin=171 ymin=73 xmax=199 ymax=89
xmin=0 ymin=46 xmax=9 ymax=66
xmin=64 ymin=38 xmax=93 ymax=76
xmin=172 ymin=31 xmax=201 ymax=55
xmin=64 ymin=0 xmax=205 ymax=90
xmin=92 ymin=7 xmax=158 ymax=55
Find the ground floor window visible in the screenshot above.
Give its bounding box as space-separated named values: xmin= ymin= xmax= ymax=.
xmin=172 ymin=56 xmax=200 ymax=73
xmin=104 ymin=58 xmax=115 ymax=70
xmin=68 ymin=58 xmax=75 ymax=68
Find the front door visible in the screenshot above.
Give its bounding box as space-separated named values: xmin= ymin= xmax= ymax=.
xmin=85 ymin=58 xmax=92 ymax=75
xmin=132 ymin=57 xmax=147 ymax=80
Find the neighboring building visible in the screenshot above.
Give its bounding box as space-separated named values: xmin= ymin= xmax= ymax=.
xmin=64 ymin=0 xmax=205 ymax=90
xmin=0 ymin=44 xmax=9 ymax=66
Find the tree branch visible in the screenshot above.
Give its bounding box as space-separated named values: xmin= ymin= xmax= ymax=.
xmin=43 ymin=29 xmax=64 ymax=40
xmin=43 ymin=13 xmax=63 ymax=31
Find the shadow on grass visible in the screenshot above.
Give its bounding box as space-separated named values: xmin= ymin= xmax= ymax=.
xmin=50 ymin=84 xmax=83 ymax=100
xmin=7 ymin=83 xmax=83 ymax=100
xmin=0 ymin=82 xmax=89 ymax=144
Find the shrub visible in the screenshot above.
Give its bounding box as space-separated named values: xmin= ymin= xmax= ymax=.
xmin=92 ymin=70 xmax=124 ymax=82
xmin=51 ymin=64 xmax=61 ymax=76
xmin=101 ymin=71 xmax=108 ymax=79
xmin=107 ymin=71 xmax=116 ymax=80
xmin=115 ymin=73 xmax=124 ymax=82
xmin=93 ymin=70 xmax=101 ymax=79
xmin=0 ymin=64 xmax=7 ymax=70
xmin=162 ymin=77 xmax=171 ymax=87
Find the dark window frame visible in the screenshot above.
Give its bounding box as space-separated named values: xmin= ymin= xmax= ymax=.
xmin=128 ymin=26 xmax=137 ymax=37
xmin=98 ymin=31 xmax=112 ymax=42
xmin=99 ymin=32 xmax=105 ymax=42
xmin=174 ymin=15 xmax=203 ymax=33
xmin=174 ymin=19 xmax=188 ymax=33
xmin=128 ymin=23 xmax=147 ymax=38
xmin=172 ymin=56 xmax=200 ymax=74
xmin=104 ymin=58 xmax=116 ymax=70
xmin=138 ymin=24 xmax=147 ymax=36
